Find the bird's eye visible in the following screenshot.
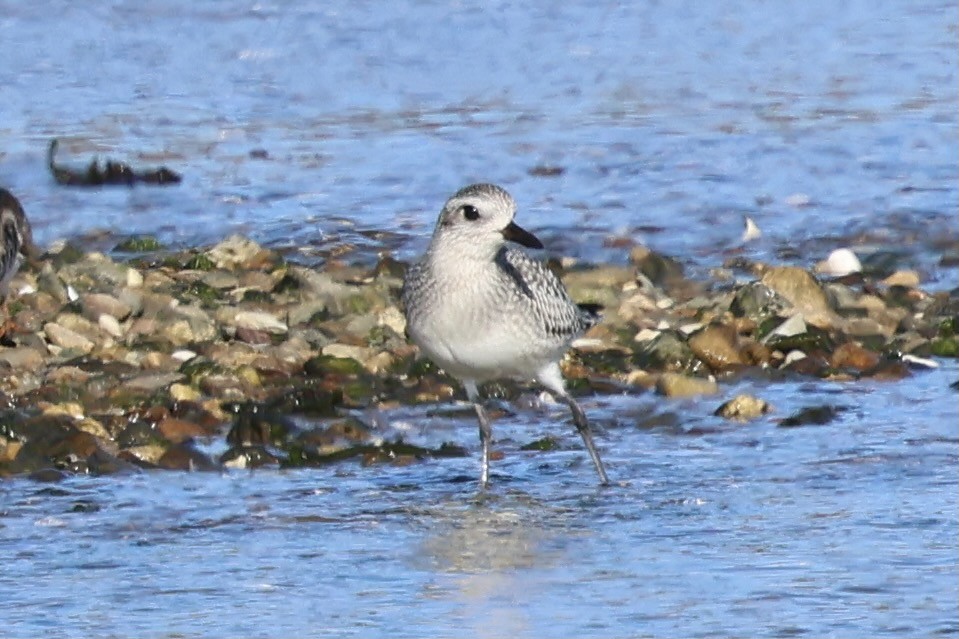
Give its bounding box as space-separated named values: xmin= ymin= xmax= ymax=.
xmin=462 ymin=205 xmax=480 ymax=221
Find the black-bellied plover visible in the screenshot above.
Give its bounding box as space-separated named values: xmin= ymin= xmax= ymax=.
xmin=402 ymin=183 xmax=609 ymax=486
xmin=0 ymin=188 xmax=38 ymax=336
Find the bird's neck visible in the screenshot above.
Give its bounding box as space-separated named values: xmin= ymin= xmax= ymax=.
xmin=427 ymin=236 xmax=501 ymax=270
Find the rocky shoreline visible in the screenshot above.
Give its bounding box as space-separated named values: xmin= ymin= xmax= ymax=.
xmin=0 ymin=234 xmax=956 ymax=479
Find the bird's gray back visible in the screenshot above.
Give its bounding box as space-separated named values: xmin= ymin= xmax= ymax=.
xmin=493 ymin=246 xmax=597 ymax=341
xmin=403 ymin=246 xmax=595 ymax=335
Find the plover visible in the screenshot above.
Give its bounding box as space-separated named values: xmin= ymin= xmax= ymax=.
xmin=0 ymin=188 xmax=37 ymax=295
xmin=402 ymin=183 xmax=609 ymax=486
xmin=0 ymin=188 xmax=38 ymax=337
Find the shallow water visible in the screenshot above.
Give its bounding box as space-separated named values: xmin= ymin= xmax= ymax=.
xmin=1 ymin=0 xmax=957 ymax=284
xmin=1 ymin=1 xmax=957 ymax=637
xmin=1 ymin=362 xmax=957 ymax=638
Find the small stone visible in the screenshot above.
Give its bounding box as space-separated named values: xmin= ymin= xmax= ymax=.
xmin=830 ymin=342 xmax=880 ymax=372
xmin=715 ymin=394 xmax=771 ymax=421
xmin=199 ymin=270 xmax=241 ymax=290
xmin=45 ymin=366 xmax=92 ymax=385
xmin=161 ymin=320 xmax=197 ymax=346
xmin=782 ymin=352 xmax=829 ymax=376
xmin=98 ymin=314 xmax=124 ymax=338
xmin=235 ymin=327 xmax=274 ymax=345
xmin=221 ymin=446 xmax=281 ymax=469
xmin=816 ymin=248 xmax=862 ymax=277
xmin=139 ymin=351 xmax=178 ymax=371
xmin=763 ymin=314 xmax=807 ymax=343
xmin=170 ymin=350 xmax=197 ymax=363
xmin=169 ymin=383 xmax=201 ymax=402
xmin=77 ymin=417 xmax=111 ymax=441
xmin=779 ymin=405 xmax=845 ymax=428
xmin=157 ymin=443 xmax=217 ymax=471
xmin=901 ymin=354 xmax=938 ymax=369
xmin=41 ymin=402 xmax=85 ymax=419
xmin=377 ymin=307 xmax=407 ymax=335
xmin=625 ymin=369 xmax=655 ymax=388
xmin=125 ymin=373 xmax=184 ymax=392
xmin=158 ymin=418 xmax=212 ymax=444
xmin=365 ymin=351 xmax=395 ymax=374
xmin=322 ymin=343 xmax=373 ymax=363
xmin=303 ymin=354 xmax=366 ymax=376
xmin=634 ymin=330 xmax=702 ymax=375
xmin=122 ymin=444 xmax=167 ymax=465
xmin=844 ymin=317 xmax=893 ymax=339
xmin=783 ymin=350 xmax=807 ymax=366
xmin=81 ymin=293 xmax=133 ymax=322
xmin=233 ymin=310 xmax=288 ymax=334
xmin=655 ymin=373 xmax=718 ymax=398
xmin=687 ymin=324 xmax=745 ymax=372
xmin=198 ymin=374 xmax=247 ymax=400
xmin=867 ymin=360 xmax=911 ymax=381
xmin=881 ymin=270 xmax=920 ymax=289
xmin=44 ymin=323 xmax=95 ymax=354
xmin=633 ymin=328 xmax=661 ymax=343
xmin=55 ymin=313 xmax=101 ymax=340
xmin=207 ymin=235 xmax=271 ymax=270
xmin=126 ymin=268 xmax=144 ymax=288
xmin=0 ymin=347 xmax=45 ymax=369
xmin=236 ymin=365 xmax=262 ymax=387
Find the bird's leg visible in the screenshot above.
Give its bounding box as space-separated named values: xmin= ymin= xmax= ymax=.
xmin=557 ymin=393 xmax=610 ymax=486
xmin=464 ymin=380 xmax=492 ymax=487
xmin=537 ymin=362 xmax=610 ymax=485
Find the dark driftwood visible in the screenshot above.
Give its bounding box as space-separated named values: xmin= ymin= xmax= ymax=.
xmin=48 ymin=139 xmax=182 ymax=187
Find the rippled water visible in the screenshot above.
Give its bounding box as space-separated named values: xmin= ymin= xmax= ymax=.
xmin=1 ymin=1 xmax=957 ymax=637
xmin=2 ymin=362 xmax=957 ymax=637
xmin=1 ymin=0 xmax=957 ymax=284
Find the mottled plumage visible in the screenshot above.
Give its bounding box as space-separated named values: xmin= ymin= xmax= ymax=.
xmin=0 ymin=188 xmax=36 ymax=300
xmin=402 ymin=183 xmax=609 ymax=486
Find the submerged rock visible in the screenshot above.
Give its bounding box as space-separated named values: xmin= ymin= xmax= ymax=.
xmin=778 ymin=405 xmax=846 ymax=427
xmin=715 ymin=394 xmax=771 ymax=422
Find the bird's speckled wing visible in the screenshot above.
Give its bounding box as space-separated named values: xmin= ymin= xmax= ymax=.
xmin=495 ymin=246 xmax=597 ymax=340
xmin=0 ymin=190 xmax=27 ymax=297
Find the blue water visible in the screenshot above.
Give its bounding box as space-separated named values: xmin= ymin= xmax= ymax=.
xmin=1 ymin=363 xmax=956 ymax=637
xmin=1 ymin=0 xmax=956 ymax=284
xmin=0 ymin=1 xmax=957 ymax=637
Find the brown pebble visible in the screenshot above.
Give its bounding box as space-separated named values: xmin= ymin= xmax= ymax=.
xmin=236 ymin=327 xmax=274 ymax=344
xmin=866 ymin=360 xmax=911 ymax=381
xmin=158 ymin=418 xmax=213 ymax=444
xmin=782 ymin=354 xmax=829 ymax=377
xmin=655 ymin=372 xmax=719 ymax=397
xmin=157 ymin=443 xmax=217 ymax=471
xmin=830 ymin=342 xmax=880 ymax=372
xmin=688 ymin=324 xmax=745 ymax=372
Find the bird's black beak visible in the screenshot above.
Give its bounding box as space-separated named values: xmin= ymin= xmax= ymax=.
xmin=501 ymin=222 xmax=543 ymax=249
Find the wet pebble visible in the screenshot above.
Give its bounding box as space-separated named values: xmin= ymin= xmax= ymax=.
xmin=687 ymin=324 xmax=745 ymax=372
xmin=655 ymin=373 xmax=719 ymax=398
xmin=715 ymin=394 xmax=771 ymax=421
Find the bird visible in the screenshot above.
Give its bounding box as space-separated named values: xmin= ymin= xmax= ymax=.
xmin=0 ymin=188 xmax=39 ymax=337
xmin=402 ymin=183 xmax=609 ymax=487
